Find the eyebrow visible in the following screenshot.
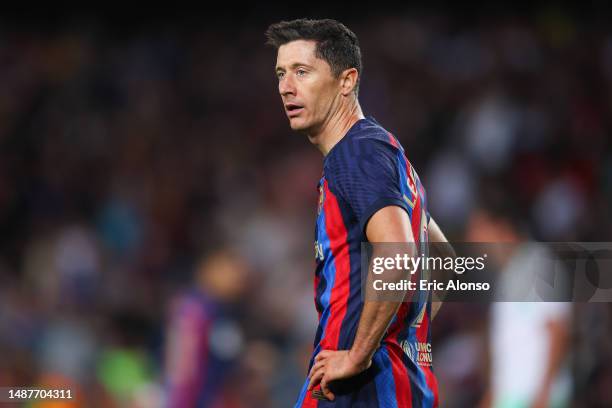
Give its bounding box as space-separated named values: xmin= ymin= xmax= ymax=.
xmin=275 ymin=62 xmax=315 ymax=73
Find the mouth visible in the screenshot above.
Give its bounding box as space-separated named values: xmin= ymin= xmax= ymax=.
xmin=285 ymin=103 xmax=304 ymax=118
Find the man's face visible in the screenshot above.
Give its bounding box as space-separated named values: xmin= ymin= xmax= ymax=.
xmin=275 ymin=40 xmax=339 ymax=133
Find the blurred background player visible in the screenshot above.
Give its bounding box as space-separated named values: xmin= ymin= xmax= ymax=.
xmin=165 ymin=249 xmax=248 ymax=407
xmin=466 ymin=207 xmax=571 ymax=408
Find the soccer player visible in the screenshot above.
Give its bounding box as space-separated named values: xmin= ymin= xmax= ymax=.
xmin=266 ymin=19 xmax=449 ymax=407
xmin=165 ymin=250 xmax=247 ymax=407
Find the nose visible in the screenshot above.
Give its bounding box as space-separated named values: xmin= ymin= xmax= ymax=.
xmin=279 ymin=73 xmax=296 ymax=97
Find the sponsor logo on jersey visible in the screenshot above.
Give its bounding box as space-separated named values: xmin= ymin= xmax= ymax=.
xmin=400 ymin=339 xmax=433 ymax=367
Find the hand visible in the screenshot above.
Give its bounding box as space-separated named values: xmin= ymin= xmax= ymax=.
xmin=307 ymin=349 xmax=372 ymax=401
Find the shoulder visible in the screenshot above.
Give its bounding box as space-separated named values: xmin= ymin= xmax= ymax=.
xmin=323 ymin=119 xmax=408 ymax=205
xmin=325 ymin=118 xmax=402 ymax=173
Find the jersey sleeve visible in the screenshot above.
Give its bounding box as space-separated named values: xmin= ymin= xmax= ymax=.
xmin=326 ymin=138 xmax=411 ymax=236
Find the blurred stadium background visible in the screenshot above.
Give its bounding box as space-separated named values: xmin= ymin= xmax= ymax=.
xmin=0 ymin=5 xmax=611 ymax=407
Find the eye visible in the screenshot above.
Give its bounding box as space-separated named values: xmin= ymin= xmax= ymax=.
xmin=276 ymin=71 xmax=285 ymax=80
xmin=297 ymin=68 xmax=307 ymax=76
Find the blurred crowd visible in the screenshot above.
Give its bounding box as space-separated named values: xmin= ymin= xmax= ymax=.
xmin=0 ymin=7 xmax=611 ymax=407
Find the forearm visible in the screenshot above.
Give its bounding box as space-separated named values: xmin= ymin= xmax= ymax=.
xmin=349 ymin=299 xmax=402 ymax=365
xmin=350 ymin=244 xmax=416 ymax=364
xmin=349 ymin=205 xmax=417 ymax=365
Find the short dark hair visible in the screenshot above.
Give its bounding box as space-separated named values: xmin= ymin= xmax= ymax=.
xmin=265 ymin=18 xmax=362 ymax=95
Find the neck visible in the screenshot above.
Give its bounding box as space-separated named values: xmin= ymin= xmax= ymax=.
xmin=308 ymin=99 xmax=365 ymax=156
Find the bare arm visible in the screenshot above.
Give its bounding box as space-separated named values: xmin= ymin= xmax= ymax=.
xmin=542 ymin=317 xmax=569 ymax=391
xmin=530 ymin=314 xmax=569 ymax=408
xmin=308 ymin=205 xmax=415 ymax=400
xmin=349 ymin=205 xmax=416 ymax=365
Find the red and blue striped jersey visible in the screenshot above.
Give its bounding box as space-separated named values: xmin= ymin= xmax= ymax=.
xmin=166 ymin=291 xmax=241 ymax=408
xmin=296 ymin=117 xmax=439 ymax=408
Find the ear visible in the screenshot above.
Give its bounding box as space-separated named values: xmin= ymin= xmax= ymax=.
xmin=339 ymin=68 xmax=359 ymax=96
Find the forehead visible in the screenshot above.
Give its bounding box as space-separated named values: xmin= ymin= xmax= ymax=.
xmin=276 ymin=39 xmax=321 ymax=68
